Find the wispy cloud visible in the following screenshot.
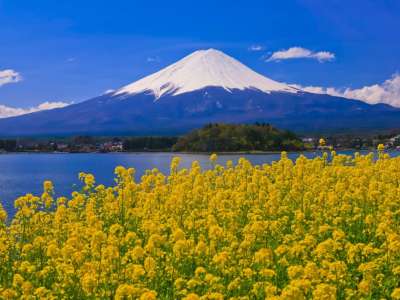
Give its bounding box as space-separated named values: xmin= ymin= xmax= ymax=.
xmin=268 ymin=47 xmax=335 ymax=62
xmin=0 ymin=101 xmax=71 ymax=118
xmin=248 ymin=45 xmax=265 ymax=52
xmin=0 ymin=69 xmax=22 ymax=87
xmin=66 ymin=57 xmax=76 ymax=63
xmin=147 ymin=56 xmax=160 ymax=63
xmin=292 ymin=74 xmax=400 ymax=107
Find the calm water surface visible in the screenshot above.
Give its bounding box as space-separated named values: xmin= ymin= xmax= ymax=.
xmin=1 ymin=151 xmax=398 ymax=216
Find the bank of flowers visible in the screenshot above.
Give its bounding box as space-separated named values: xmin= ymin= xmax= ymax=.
xmin=1 ymin=149 xmax=400 ymax=299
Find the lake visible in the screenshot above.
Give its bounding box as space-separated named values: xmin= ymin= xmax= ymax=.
xmin=1 ymin=150 xmax=398 ymax=216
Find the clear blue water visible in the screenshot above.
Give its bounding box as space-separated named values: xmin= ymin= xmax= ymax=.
xmin=1 ymin=151 xmax=398 ymax=216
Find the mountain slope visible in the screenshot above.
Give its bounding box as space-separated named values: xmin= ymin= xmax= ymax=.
xmin=0 ymin=49 xmax=399 ymax=136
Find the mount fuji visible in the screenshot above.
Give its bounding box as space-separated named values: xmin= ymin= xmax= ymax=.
xmin=0 ymin=49 xmax=399 ymax=136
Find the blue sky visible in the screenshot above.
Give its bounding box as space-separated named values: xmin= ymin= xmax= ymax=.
xmin=0 ymin=0 xmax=400 ymax=112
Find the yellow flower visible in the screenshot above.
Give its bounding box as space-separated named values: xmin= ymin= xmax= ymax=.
xmin=129 ymin=264 xmax=145 ymax=281
xmin=358 ymin=279 xmax=371 ymax=295
xmin=174 ymin=278 xmax=186 ymax=290
xmin=183 ymin=293 xmax=200 ymax=300
xmin=212 ymin=251 xmax=229 ymax=266
xmin=259 ymin=268 xmax=276 ymax=278
xmin=21 ymin=281 xmax=33 ymax=296
xmin=209 ymin=153 xmax=218 ymax=164
xmin=140 ymin=290 xmax=157 ymax=300
xmin=172 ymin=228 xmax=186 ymax=241
xmin=84 ymin=174 xmax=95 ymax=186
xmin=1 ymin=289 xmax=18 ymax=299
xmin=0 ymin=203 xmax=7 ymax=223
xmin=130 ymin=245 xmax=145 ymax=261
xmin=312 ymin=283 xmax=336 ymax=300
xmin=12 ymin=273 xmax=24 ymax=287
xmin=254 ymin=248 xmax=273 ymax=264
xmin=203 ymin=292 xmax=224 ymax=300
xmin=81 ymin=272 xmax=97 ymax=295
xmin=227 ymin=277 xmax=241 ymax=291
xmin=34 ymin=287 xmax=50 ymax=298
xmin=287 ymin=265 xmax=304 ymax=280
xmin=194 ymin=266 xmax=207 ymax=278
xmin=115 ymin=165 xmax=126 ymax=176
xmin=195 ymin=240 xmax=207 ymax=256
xmin=43 ymin=180 xmax=53 ymax=192
xmin=392 ymin=288 xmax=400 ymax=300
xmin=144 ymin=256 xmax=157 ymax=278
xmin=243 ymin=267 xmax=253 ymax=278
xmin=187 ymin=278 xmax=200 ymax=289
xmin=115 ymin=284 xmax=138 ymax=300
xmin=46 ymin=243 xmax=59 ymax=258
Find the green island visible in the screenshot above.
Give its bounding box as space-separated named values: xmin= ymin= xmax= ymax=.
xmin=172 ymin=123 xmax=304 ymax=152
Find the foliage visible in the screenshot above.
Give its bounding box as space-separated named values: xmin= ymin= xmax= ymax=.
xmin=1 ymin=150 xmax=400 ymax=299
xmin=173 ymin=123 xmax=304 ymax=152
xmin=0 ymin=140 xmax=17 ymax=152
xmin=124 ymin=137 xmax=178 ymax=151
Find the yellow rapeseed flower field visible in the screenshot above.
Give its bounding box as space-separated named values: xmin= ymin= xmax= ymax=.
xmin=1 ymin=148 xmax=400 ymax=299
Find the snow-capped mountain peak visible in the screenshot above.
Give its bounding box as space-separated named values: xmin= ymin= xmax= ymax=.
xmin=114 ymin=48 xmax=297 ymax=99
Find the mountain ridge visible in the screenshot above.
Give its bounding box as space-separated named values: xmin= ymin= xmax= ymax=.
xmin=113 ymin=48 xmax=297 ymax=98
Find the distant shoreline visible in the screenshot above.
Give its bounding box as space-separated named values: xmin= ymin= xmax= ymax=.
xmin=0 ymin=148 xmax=382 ymax=155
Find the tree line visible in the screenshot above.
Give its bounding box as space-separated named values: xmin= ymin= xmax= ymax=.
xmin=2 ymin=123 xmax=397 ymax=153
xmin=0 ymin=140 xmax=17 ymax=152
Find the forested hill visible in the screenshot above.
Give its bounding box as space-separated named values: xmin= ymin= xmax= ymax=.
xmin=173 ymin=123 xmax=304 ymax=152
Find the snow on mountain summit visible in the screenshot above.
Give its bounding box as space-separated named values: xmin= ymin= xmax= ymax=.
xmin=115 ymin=49 xmax=297 ymax=99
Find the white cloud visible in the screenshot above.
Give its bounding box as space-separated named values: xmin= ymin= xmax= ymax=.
xmin=104 ymin=89 xmax=115 ymax=94
xmin=268 ymin=47 xmax=335 ymax=62
xmin=248 ymin=45 xmax=264 ymax=52
xmin=0 ymin=101 xmax=71 ymax=118
xmin=290 ymin=84 xmax=342 ymax=96
xmin=0 ymin=69 xmax=22 ymax=86
xmin=292 ymin=74 xmax=400 ymax=107
xmin=36 ymin=101 xmax=71 ymax=110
